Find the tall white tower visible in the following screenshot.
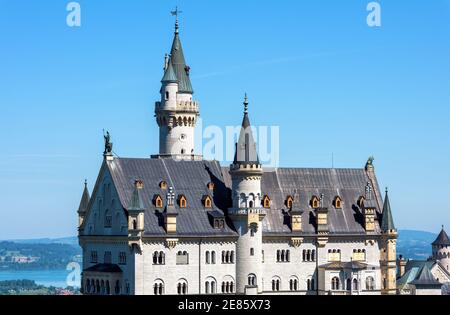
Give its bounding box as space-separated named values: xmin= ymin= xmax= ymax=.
xmin=229 ymin=95 xmax=265 ymax=295
xmin=155 ymin=18 xmax=200 ymax=160
xmin=432 ymin=226 xmax=450 ymax=272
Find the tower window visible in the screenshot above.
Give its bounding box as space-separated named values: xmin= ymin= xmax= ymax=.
xmin=250 ymin=248 xmax=254 ymax=256
xmin=181 ymin=149 xmax=185 ymax=155
xmin=165 ymin=91 xmax=169 ymax=100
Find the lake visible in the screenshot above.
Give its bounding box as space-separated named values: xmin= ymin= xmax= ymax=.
xmin=0 ymin=269 xmax=81 ymax=288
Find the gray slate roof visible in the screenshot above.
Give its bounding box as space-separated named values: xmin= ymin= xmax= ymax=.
xmin=106 ymin=158 xmax=385 ymax=237
xmin=432 ymin=228 xmax=450 ymax=246
xmin=380 ymin=190 xmax=396 ymax=231
xmin=410 ymin=264 xmax=442 ymax=287
xmin=169 ymin=29 xmax=193 ymax=94
xmin=77 ymin=182 xmax=90 ymax=214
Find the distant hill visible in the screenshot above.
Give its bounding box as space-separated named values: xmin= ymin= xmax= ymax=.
xmin=397 ymin=230 xmax=437 ymax=260
xmin=1 ymin=230 xmax=437 ymax=261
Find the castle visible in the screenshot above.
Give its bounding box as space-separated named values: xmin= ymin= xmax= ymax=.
xmin=77 ymin=16 xmax=401 ymax=295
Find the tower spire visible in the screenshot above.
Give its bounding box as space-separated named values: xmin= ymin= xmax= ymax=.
xmin=381 ymin=188 xmax=396 ymax=231
xmin=171 ymin=7 xmax=183 ymax=34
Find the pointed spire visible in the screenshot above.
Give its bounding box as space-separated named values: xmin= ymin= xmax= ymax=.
xmin=168 ymin=10 xmax=193 ymax=94
xmin=161 ymin=59 xmax=178 ymax=83
xmin=233 ymin=94 xmax=259 ymax=165
xmin=77 ymin=180 xmax=90 ymax=214
xmin=432 ymin=226 xmax=450 ymax=246
xmin=381 ymin=187 xmax=396 ymax=231
xmin=128 ymin=180 xmax=145 ymax=211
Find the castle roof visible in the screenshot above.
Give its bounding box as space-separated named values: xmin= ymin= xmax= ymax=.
xmin=161 ymin=60 xmax=178 ymax=83
xmin=432 ymin=227 xmax=450 ymax=246
xmin=169 ymin=26 xmax=193 ymax=94
xmin=101 ymin=158 xmax=385 ymax=237
xmin=410 ymin=265 xmax=442 ymax=287
xmin=380 ymin=189 xmax=396 ymax=231
xmin=77 ymin=181 xmax=90 ymax=214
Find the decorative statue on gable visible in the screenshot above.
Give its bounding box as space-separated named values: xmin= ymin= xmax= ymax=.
xmin=367 ymin=156 xmax=375 ymax=166
xmin=103 ymin=130 xmax=113 ymax=155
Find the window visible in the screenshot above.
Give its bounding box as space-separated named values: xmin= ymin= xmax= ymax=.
xmin=248 ymin=274 xmax=257 ymax=287
xmin=222 ymin=251 xmax=235 ymax=264
xmin=307 ymin=278 xmax=315 ymax=291
xmin=352 ymin=249 xmax=366 ymax=261
xmin=250 ymin=248 xmax=254 ymax=256
xmin=263 ymin=195 xmax=271 ymax=209
xmin=119 ymin=252 xmax=127 ymax=265
xmin=211 ymin=251 xmax=216 ymax=264
xmin=207 ymin=182 xmax=215 ymax=191
xmin=115 ymin=280 xmax=121 ymax=295
xmin=203 ymin=196 xmax=212 ymax=208
xmin=311 ymin=196 xmax=320 ymax=209
xmin=90 ymin=251 xmax=98 ymax=263
xmin=302 ymin=249 xmax=316 ymax=262
xmin=159 ymin=181 xmax=168 ymax=190
xmin=331 ymin=277 xmax=340 ymax=290
xmin=286 ymin=196 xmax=294 ymax=209
xmin=154 ymin=195 xmax=163 ymax=208
xmin=214 ymin=219 xmax=225 ymax=229
xmin=272 ymin=278 xmax=281 ymax=291
xmin=222 ymin=280 xmax=235 ymax=294
xmin=353 ymin=279 xmax=359 ymax=291
xmin=277 ymin=250 xmax=290 ymax=262
xmin=165 ymin=91 xmax=169 ymax=100
xmin=205 ymin=278 xmax=216 ymax=294
xmin=104 ymin=251 xmax=112 ymax=264
xmin=365 ymin=276 xmax=375 ymax=291
xmin=328 ymin=249 xmax=341 ymax=262
xmin=153 ymin=251 xmax=165 ymax=265
xmin=177 ymin=280 xmax=188 ymax=295
xmin=206 ymin=251 xmax=210 ymax=264
xmin=176 ymin=251 xmax=189 ymax=265
xmin=289 ymin=278 xmax=299 ymax=291
xmin=153 ymin=279 xmax=164 ymax=295
xmin=346 ymin=279 xmax=352 ymax=291
xmin=104 ymin=210 xmax=112 ymax=228
xmin=334 ymin=196 xmax=342 ymax=209
xmin=179 ymin=195 xmax=187 ymax=208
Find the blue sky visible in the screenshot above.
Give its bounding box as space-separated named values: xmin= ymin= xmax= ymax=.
xmin=0 ymin=0 xmax=449 ymax=239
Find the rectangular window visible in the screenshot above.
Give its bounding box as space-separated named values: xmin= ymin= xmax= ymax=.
xmin=90 ymin=251 xmax=98 ymax=263
xmin=119 ymin=252 xmax=127 ymax=265
xmin=352 ymin=250 xmax=366 ymax=261
xmin=328 ymin=250 xmax=341 ymax=262
xmin=176 ymin=252 xmax=189 ymax=265
xmin=104 ymin=251 xmax=112 ymax=264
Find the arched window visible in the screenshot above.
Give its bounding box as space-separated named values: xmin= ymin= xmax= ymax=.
xmin=159 ymin=181 xmax=168 ymax=190
xmin=250 ymin=248 xmax=254 ymax=256
xmin=205 ymin=277 xmax=216 ymax=295
xmin=302 ymin=250 xmax=306 ymax=262
xmin=331 ymin=277 xmax=340 ymax=290
xmin=311 ymin=196 xmax=320 ymax=209
xmin=177 ymin=279 xmax=188 ymax=295
xmin=272 ymin=277 xmax=281 ymax=291
xmin=334 ymin=196 xmax=343 ymax=209
xmin=248 ymin=274 xmax=257 ymax=286
xmin=115 ymin=280 xmax=121 ymax=295
xmin=206 ymin=251 xmax=210 ymax=264
xmin=211 ymin=251 xmax=216 ymax=264
xmin=307 ymin=279 xmax=311 ymax=291
xmin=179 ymin=195 xmax=187 ymax=208
xmin=311 ymin=249 xmax=316 ymax=262
xmin=289 ymin=277 xmax=298 ymax=291
xmin=132 ymin=219 xmax=137 ymax=230
xmin=263 ymin=195 xmax=271 ymax=208
xmin=205 ymin=281 xmax=210 ymax=294
xmin=153 ymin=251 xmax=165 ymax=265
xmin=311 ymin=278 xmax=315 ymax=291
xmin=203 ymin=196 xmax=212 ymax=208
xmin=286 ymin=196 xmax=294 ymax=209
xmin=239 ymin=193 xmax=247 ymax=208
xmin=365 ymin=276 xmax=375 ymax=291
xmin=230 ymin=251 xmax=235 ymax=263
xmin=104 ymin=210 xmax=112 ymax=228
xmin=154 ymin=195 xmax=163 ymax=208
xmin=353 ymin=279 xmax=359 ymax=291
xmin=346 ymin=278 xmax=352 ymax=291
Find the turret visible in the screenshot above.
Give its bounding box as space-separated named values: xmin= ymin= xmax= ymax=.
xmin=432 ymin=226 xmax=450 ymax=272
xmin=229 ymin=95 xmax=265 ymax=295
xmin=128 ymin=180 xmax=145 ymax=249
xmin=380 ymin=188 xmax=398 ymax=295
xmin=154 ymin=18 xmax=200 ymax=159
xmin=77 ymin=180 xmax=90 ymax=227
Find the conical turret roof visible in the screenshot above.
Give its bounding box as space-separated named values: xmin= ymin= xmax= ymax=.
xmin=381 ymin=188 xmax=396 ymax=231
xmin=77 ymin=180 xmax=90 ymax=214
xmin=432 ymin=227 xmax=450 ymax=246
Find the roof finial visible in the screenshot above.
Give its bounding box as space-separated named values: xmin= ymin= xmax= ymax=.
xmin=171 ymin=6 xmax=183 ymax=34
xmin=385 ymin=187 xmax=389 ymax=194
xmin=84 ymin=179 xmax=87 ymax=188
xmin=244 ymin=93 xmax=249 ymax=114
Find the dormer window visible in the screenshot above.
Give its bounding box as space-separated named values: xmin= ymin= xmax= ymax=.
xmin=262 ymin=195 xmax=271 ymax=209
xmin=207 ymin=182 xmax=215 ymax=191
xmin=358 ymin=196 xmax=365 ymax=208
xmin=286 ymin=196 xmax=294 ymax=209
xmin=179 ymin=195 xmax=187 ymax=208
xmin=334 ymin=196 xmax=343 ymax=209
xmin=214 ymin=219 xmax=225 ymax=229
xmin=159 ymin=181 xmax=168 ymax=190
xmin=154 ymin=195 xmax=163 ymax=208
xmin=203 ymin=196 xmax=213 ymax=208
xmin=311 ymin=196 xmax=320 ymax=209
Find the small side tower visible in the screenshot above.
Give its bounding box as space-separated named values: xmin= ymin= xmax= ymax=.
xmin=432 ymin=226 xmax=450 ymax=272
xmin=155 ymin=18 xmax=200 ymax=159
xmin=77 ymin=180 xmax=90 ymax=227
xmin=228 ymin=95 xmax=265 ymax=295
xmin=380 ymin=188 xmax=398 ymax=295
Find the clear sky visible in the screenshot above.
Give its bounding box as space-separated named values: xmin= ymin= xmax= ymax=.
xmin=0 ymin=0 xmax=449 ymax=239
